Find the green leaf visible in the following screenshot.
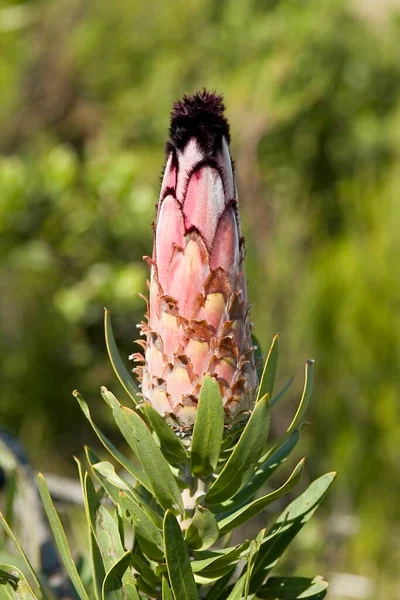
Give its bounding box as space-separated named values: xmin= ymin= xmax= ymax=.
xmin=0 ymin=512 xmax=51 ymax=600
xmin=204 ymin=569 xmax=235 ymax=600
xmin=250 ymin=472 xmax=337 ymax=593
xmin=74 ymin=390 xmax=151 ymax=492
xmin=185 ymin=506 xmax=219 ymax=550
xmin=217 ymin=459 xmax=305 ymax=533
xmin=84 ymin=473 xmax=125 ymax=573
xmin=256 ymin=576 xmax=328 ymax=599
xmin=37 ymin=474 xmax=90 ymax=600
xmin=102 ymin=388 xmax=183 ymax=513
xmin=130 ymin=547 xmax=160 ymax=592
xmin=104 ymin=308 xmax=139 ymax=404
xmin=244 ymin=531 xmax=264 ymax=599
xmin=191 ymin=542 xmax=250 ymax=576
xmin=102 ymin=550 xmax=139 ymax=600
xmin=259 ymin=360 xmax=313 ymax=466
xmin=93 ymin=462 xmax=131 ymax=491
xmin=140 ymin=403 xmax=187 ymax=464
xmin=212 ymin=431 xmax=300 ymax=515
xmin=286 ymin=360 xmax=314 ymax=434
xmin=257 ymin=335 xmax=279 ymax=402
xmin=225 ymin=574 xmax=246 ymax=600
xmin=84 ymin=447 xmax=120 ymax=504
xmin=85 ymin=447 xmax=163 ymax=531
xmin=205 ymin=394 xmax=271 ymax=504
xmin=3 ymin=470 xmax=17 ymax=534
xmin=190 ymin=375 xmax=224 ymax=477
xmin=163 ymin=511 xmax=199 ymax=600
xmin=0 ymin=563 xmax=38 ymax=599
xmin=162 ymin=577 xmax=174 ymax=600
xmin=75 ymin=459 xmax=105 ymax=600
xmin=251 ymin=334 xmax=264 ymax=382
xmin=119 ymin=491 xmax=164 ymax=561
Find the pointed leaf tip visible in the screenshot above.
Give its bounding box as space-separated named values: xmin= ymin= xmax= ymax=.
xmin=256 ymin=335 xmax=279 ymax=403
xmin=104 ymin=308 xmax=140 ymax=404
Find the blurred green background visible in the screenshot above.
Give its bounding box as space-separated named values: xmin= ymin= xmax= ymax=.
xmin=1 ymin=0 xmax=400 ymax=597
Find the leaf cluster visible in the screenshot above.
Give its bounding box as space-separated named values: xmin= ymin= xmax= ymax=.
xmin=0 ymin=313 xmax=335 ymax=599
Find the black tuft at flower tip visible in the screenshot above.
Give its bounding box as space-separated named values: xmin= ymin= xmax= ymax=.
xmin=166 ymin=89 xmax=231 ymax=157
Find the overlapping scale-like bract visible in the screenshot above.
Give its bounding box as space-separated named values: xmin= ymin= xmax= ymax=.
xmin=133 ymin=91 xmax=257 ymax=427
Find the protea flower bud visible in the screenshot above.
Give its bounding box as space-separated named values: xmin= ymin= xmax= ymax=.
xmin=133 ymin=91 xmax=257 ymax=428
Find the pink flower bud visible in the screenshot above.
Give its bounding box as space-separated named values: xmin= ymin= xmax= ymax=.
xmin=134 ymin=91 xmax=257 ymax=428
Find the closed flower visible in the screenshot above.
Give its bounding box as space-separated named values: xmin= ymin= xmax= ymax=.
xmin=133 ymin=91 xmax=257 ymax=428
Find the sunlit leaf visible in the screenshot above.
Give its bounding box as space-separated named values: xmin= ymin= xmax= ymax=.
xmin=0 ymin=563 xmax=38 ymax=599
xmin=140 ymin=403 xmax=187 ymax=464
xmin=119 ymin=491 xmax=164 ymax=561
xmin=185 ymin=506 xmax=219 ymax=551
xmin=75 ymin=458 xmax=105 ymax=600
xmin=74 ymin=390 xmax=151 ymax=492
xmin=205 ymin=395 xmax=270 ymax=504
xmin=104 ymin=308 xmax=140 ymax=404
xmin=102 ymin=388 xmax=183 ymax=513
xmin=37 ymin=474 xmax=90 ymax=600
xmin=164 ymin=511 xmax=199 ymax=600
xmin=257 ymin=575 xmax=328 ymax=599
xmin=217 ymin=459 xmax=305 ymax=533
xmin=250 ymin=472 xmax=337 ymax=593
xmin=191 ymin=375 xmax=224 ymax=477
xmin=257 ymin=335 xmax=279 ymax=402
xmin=102 ymin=550 xmax=139 ymax=600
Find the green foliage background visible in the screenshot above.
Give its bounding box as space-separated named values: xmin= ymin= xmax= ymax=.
xmin=0 ymin=0 xmax=399 ymax=597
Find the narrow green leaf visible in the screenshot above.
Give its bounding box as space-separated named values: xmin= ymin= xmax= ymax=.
xmin=0 ymin=563 xmax=38 ymax=599
xmin=204 ymin=569 xmax=235 ymax=600
xmin=93 ymin=462 xmax=131 ymax=491
xmin=256 ymin=335 xmax=279 ymax=402
xmin=84 ymin=447 xmax=121 ymax=504
xmin=217 ymin=459 xmax=304 ymax=533
xmin=84 ymin=474 xmax=125 ymax=573
xmin=104 ymin=308 xmax=139 ymax=404
xmin=259 ymin=360 xmax=314 ymax=466
xmin=140 ymin=403 xmax=187 ymax=464
xmin=225 ymin=574 xmax=246 ymax=600
xmin=102 ymin=388 xmax=183 ymax=513
xmin=75 ymin=459 xmax=105 ymax=600
xmin=130 ymin=547 xmax=160 ymax=591
xmin=85 ymin=447 xmax=164 ymax=531
xmin=37 ymin=474 xmax=90 ymax=600
xmin=287 ymin=360 xmax=314 ymax=434
xmin=0 ymin=512 xmax=51 ymax=600
xmin=102 ymin=550 xmax=138 ymax=600
xmin=191 ymin=542 xmax=250 ymax=575
xmin=4 ymin=470 xmax=17 ymax=533
xmin=191 ymin=375 xmax=224 ymax=477
xmin=185 ymin=506 xmax=219 ymax=550
xmin=74 ymin=390 xmax=151 ymax=492
xmin=251 ymin=334 xmax=264 ymax=382
xmin=257 ymin=576 xmax=328 ymax=599
xmin=164 ymin=511 xmax=199 ymax=600
xmin=244 ymin=530 xmax=264 ymax=599
xmin=119 ymin=491 xmax=164 ymax=561
xmin=205 ymin=395 xmax=271 ymax=504
xmin=212 ymin=431 xmax=300 ymax=515
xmin=250 ymin=473 xmax=337 ymax=593
xmin=162 ymin=577 xmax=174 ymax=600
